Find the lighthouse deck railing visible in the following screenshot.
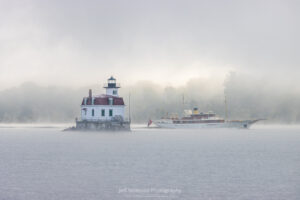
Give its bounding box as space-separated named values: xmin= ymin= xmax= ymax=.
xmin=103 ymin=83 xmax=121 ymax=88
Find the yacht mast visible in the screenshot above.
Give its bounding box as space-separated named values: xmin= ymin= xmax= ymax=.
xmin=224 ymin=92 xmax=228 ymax=121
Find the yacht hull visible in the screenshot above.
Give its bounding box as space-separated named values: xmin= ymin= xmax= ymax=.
xmin=153 ymin=119 xmax=260 ymax=129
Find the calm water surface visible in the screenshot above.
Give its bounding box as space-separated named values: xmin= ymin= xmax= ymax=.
xmin=0 ymin=125 xmax=299 ymax=200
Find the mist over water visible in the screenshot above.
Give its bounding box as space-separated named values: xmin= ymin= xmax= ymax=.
xmin=0 ymin=72 xmax=299 ymax=123
xmin=1 ymin=0 xmax=299 ymax=124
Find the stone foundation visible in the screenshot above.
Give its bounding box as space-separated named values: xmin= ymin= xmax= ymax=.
xmin=74 ymin=120 xmax=131 ymax=131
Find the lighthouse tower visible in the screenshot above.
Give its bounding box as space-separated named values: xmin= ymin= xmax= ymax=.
xmin=104 ymin=76 xmax=120 ymax=96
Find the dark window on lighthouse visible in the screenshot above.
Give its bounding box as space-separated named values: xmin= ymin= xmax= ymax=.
xmin=101 ymin=109 xmax=105 ymax=116
xmin=92 ymin=109 xmax=94 ymax=116
xmin=113 ymin=90 xmax=117 ymax=95
xmin=108 ymin=98 xmax=113 ymax=105
xmin=109 ymin=109 xmax=113 ymax=117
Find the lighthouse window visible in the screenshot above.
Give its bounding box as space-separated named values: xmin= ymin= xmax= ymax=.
xmin=92 ymin=109 xmax=94 ymax=116
xmin=109 ymin=109 xmax=113 ymax=116
xmin=113 ymin=90 xmax=117 ymax=95
xmin=101 ymin=109 xmax=105 ymax=116
xmin=108 ymin=98 xmax=113 ymax=105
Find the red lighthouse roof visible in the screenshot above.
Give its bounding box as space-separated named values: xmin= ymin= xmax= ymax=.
xmin=81 ymin=95 xmax=125 ymax=106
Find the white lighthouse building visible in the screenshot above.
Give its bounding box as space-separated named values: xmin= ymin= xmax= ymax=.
xmin=76 ymin=76 xmax=130 ymax=130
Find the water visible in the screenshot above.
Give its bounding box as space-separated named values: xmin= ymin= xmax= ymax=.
xmin=0 ymin=125 xmax=299 ymax=199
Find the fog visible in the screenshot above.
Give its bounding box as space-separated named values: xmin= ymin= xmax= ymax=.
xmin=0 ymin=0 xmax=299 ymax=88
xmin=0 ymin=0 xmax=299 ymax=123
xmin=0 ymin=72 xmax=299 ymax=123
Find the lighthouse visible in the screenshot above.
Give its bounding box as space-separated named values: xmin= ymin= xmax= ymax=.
xmin=75 ymin=76 xmax=130 ymax=131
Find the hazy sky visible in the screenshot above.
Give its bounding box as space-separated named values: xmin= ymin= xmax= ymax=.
xmin=0 ymin=0 xmax=299 ymax=89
